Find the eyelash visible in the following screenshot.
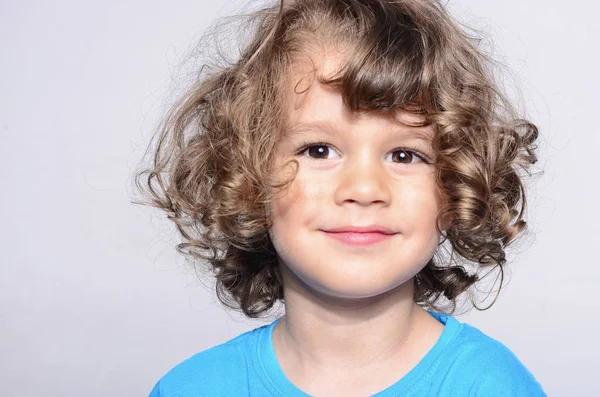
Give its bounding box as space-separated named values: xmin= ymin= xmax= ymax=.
xmin=294 ymin=141 xmax=432 ymax=164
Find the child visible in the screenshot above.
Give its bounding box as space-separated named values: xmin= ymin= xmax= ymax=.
xmin=137 ymin=0 xmax=545 ymax=395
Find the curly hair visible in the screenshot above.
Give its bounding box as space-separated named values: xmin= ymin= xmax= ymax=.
xmin=133 ymin=0 xmax=538 ymax=317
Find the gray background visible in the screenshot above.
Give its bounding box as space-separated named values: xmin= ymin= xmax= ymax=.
xmin=1 ymin=0 xmax=598 ymax=396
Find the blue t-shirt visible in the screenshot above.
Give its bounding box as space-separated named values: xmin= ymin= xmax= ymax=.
xmin=149 ymin=312 xmax=546 ymax=396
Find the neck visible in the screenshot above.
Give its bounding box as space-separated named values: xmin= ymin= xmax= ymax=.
xmin=272 ymin=263 xmax=444 ymax=395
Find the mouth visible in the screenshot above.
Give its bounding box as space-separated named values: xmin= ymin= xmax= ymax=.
xmin=323 ymin=227 xmax=396 ymax=245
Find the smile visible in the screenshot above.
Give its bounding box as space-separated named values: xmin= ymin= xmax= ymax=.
xmin=322 ymin=231 xmax=395 ymax=246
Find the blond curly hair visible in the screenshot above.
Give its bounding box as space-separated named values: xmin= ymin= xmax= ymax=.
xmin=134 ymin=0 xmax=539 ymax=317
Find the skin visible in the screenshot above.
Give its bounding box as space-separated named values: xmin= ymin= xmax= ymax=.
xmin=268 ymin=47 xmax=446 ymax=397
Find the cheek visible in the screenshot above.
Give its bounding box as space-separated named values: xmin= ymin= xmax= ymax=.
xmin=397 ymin=177 xmax=443 ymax=233
xmin=268 ymin=182 xmax=303 ymax=268
xmin=268 ymin=172 xmax=332 ymax=261
xmin=270 ymin=170 xmax=332 ymax=221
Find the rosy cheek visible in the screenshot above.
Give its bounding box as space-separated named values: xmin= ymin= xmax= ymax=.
xmin=272 ymin=173 xmax=331 ymax=225
xmin=271 ymin=177 xmax=305 ymax=221
xmin=300 ymin=178 xmax=334 ymax=202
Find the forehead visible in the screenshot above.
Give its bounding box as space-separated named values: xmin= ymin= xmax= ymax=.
xmin=285 ymin=50 xmax=433 ymax=140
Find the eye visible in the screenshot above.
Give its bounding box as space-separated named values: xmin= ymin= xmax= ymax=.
xmin=298 ymin=143 xmax=341 ymax=160
xmin=385 ymin=149 xmax=428 ymax=164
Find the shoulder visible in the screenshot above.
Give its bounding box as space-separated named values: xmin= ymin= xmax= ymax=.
xmin=149 ymin=322 xmax=272 ymax=397
xmin=437 ymin=315 xmax=546 ymax=396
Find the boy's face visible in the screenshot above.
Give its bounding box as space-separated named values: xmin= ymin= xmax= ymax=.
xmin=268 ymin=50 xmax=443 ymax=300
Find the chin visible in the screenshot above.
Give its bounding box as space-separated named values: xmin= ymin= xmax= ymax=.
xmin=295 ymin=265 xmax=417 ymax=301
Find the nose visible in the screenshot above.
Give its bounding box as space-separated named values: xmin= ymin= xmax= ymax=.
xmin=333 ymin=155 xmax=391 ymax=207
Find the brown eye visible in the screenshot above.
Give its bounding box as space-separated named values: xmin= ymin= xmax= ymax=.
xmin=301 ymin=144 xmax=340 ymax=159
xmin=389 ymin=149 xmax=423 ymax=164
xmin=392 ymin=150 xmax=413 ymax=163
xmin=308 ymin=146 xmax=329 ymax=158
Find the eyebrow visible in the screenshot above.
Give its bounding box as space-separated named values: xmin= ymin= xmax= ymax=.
xmin=287 ymin=121 xmax=336 ymax=136
xmin=287 ymin=120 xmax=434 ymax=142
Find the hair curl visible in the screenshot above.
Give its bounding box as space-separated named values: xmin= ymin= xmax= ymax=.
xmin=133 ymin=0 xmax=539 ymax=317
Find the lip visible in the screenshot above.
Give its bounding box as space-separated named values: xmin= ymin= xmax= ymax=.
xmin=324 ymin=225 xmax=396 ymax=234
xmin=321 ymin=225 xmax=397 ymax=246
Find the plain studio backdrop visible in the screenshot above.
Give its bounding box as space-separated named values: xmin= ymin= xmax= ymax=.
xmin=1 ymin=0 xmax=598 ymax=396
